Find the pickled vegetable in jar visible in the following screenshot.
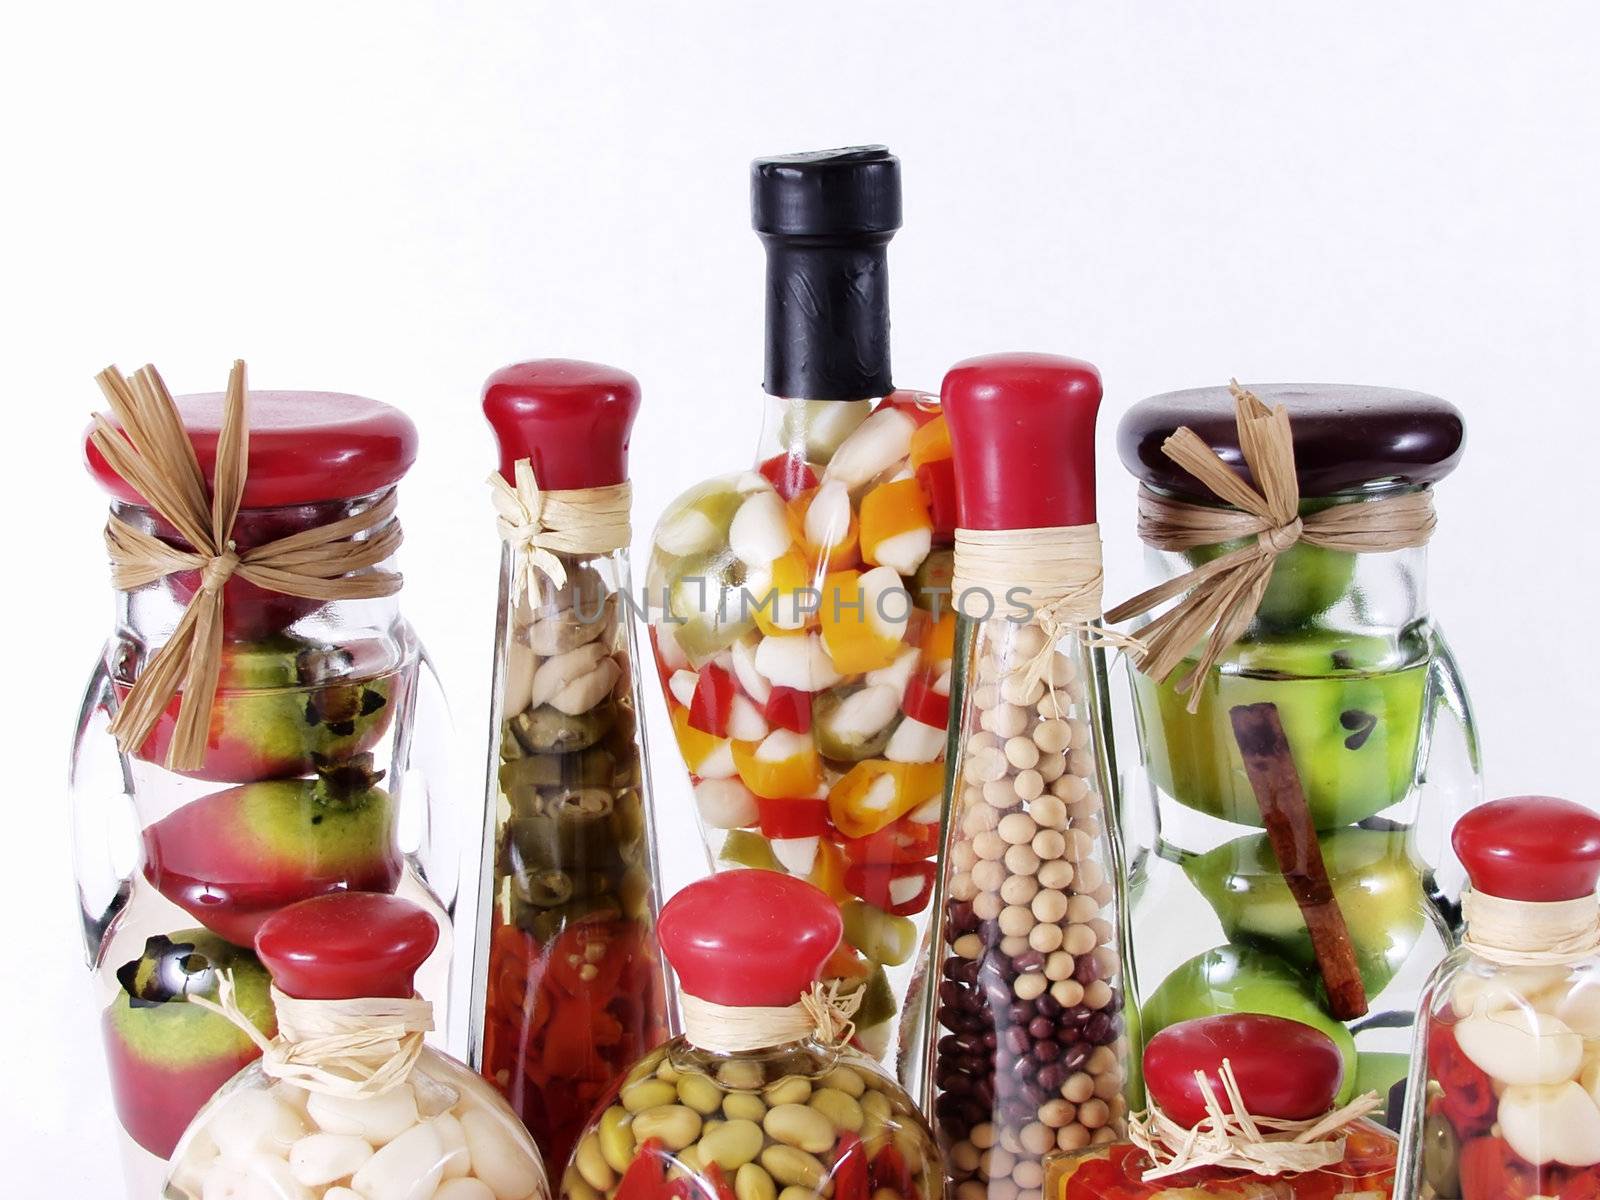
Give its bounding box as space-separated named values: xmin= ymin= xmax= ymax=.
xmin=562 ymin=871 xmax=941 ymax=1200
xmin=1046 ymin=1014 xmax=1396 ymax=1200
xmin=471 ymin=360 xmax=673 ymax=1168
xmin=1108 ymin=382 xmax=1478 ymax=1119
xmin=72 ymin=363 xmax=455 ymax=1197
xmin=1399 ymin=796 xmax=1600 ymax=1200
xmin=645 ymin=147 xmax=954 ymax=1065
xmin=166 ymin=892 xmax=548 ymax=1200
xmin=918 ymin=354 xmax=1134 ymax=1197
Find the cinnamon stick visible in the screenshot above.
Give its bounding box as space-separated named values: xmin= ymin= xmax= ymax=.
xmin=1228 ymin=702 xmax=1369 ymax=1020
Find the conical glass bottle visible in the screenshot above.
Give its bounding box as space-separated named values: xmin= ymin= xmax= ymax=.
xmin=71 ymin=367 xmax=455 ymax=1197
xmin=644 ymin=147 xmax=957 ymax=1069
xmin=559 ymin=870 xmax=943 ymax=1200
xmin=914 ymin=354 xmax=1136 ymax=1199
xmin=165 ymin=891 xmax=548 ymax=1200
xmin=469 ymin=359 xmax=673 ymax=1169
xmin=1399 ymin=795 xmax=1600 ymax=1200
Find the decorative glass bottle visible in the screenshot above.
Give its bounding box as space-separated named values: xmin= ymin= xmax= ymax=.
xmin=560 ymin=871 xmax=943 ymax=1200
xmin=1107 ymin=382 xmax=1479 ymax=1120
xmin=644 ymin=147 xmax=957 ymax=1068
xmin=916 ymin=354 xmax=1134 ymax=1199
xmin=71 ymin=363 xmax=454 ymax=1196
xmin=1046 ymin=1013 xmax=1397 ymax=1200
xmin=1399 ymin=795 xmax=1600 ymax=1200
xmin=471 ymin=359 xmax=673 ymax=1168
xmin=166 ymin=891 xmax=548 ymax=1200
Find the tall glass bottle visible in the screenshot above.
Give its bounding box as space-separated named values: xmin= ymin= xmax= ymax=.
xmin=70 ymin=373 xmax=454 ymax=1197
xmin=471 ymin=360 xmax=673 ymax=1170
xmin=1112 ymin=383 xmax=1479 ymax=1121
xmin=916 ymin=354 xmax=1135 ymax=1199
xmin=1399 ymin=796 xmax=1600 ymax=1200
xmin=644 ymin=147 xmax=957 ymax=1070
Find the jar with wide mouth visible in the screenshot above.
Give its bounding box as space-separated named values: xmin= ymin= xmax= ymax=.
xmin=470 ymin=359 xmax=673 ymax=1169
xmin=1111 ymin=382 xmax=1479 ymax=1124
xmin=71 ymin=368 xmax=455 ymax=1196
xmin=644 ymin=147 xmax=957 ymax=1069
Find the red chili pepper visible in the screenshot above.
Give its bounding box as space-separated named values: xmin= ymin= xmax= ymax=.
xmin=1461 ymin=1137 xmax=1533 ymax=1200
xmin=832 ymin=1133 xmax=869 ymax=1200
xmin=915 ymin=458 xmax=958 ymax=541
xmin=615 ymin=1139 xmax=672 ymax=1200
xmin=688 ymin=663 xmax=737 ymax=737
xmin=1428 ymin=1017 xmax=1497 ymax=1138
xmin=870 ymin=1142 xmax=914 ymax=1198
xmin=764 ymin=686 xmax=812 ymax=734
xmin=702 ymin=1162 xmax=739 ymax=1200
xmin=758 ymin=452 xmax=820 ymax=502
xmin=1559 ymin=1168 xmax=1600 ymax=1200
xmin=843 ymin=818 xmax=940 ymax=867
xmin=845 ymin=860 xmax=936 ymax=916
xmin=901 ymin=669 xmax=948 ymax=729
xmin=756 ymin=796 xmax=831 ymax=839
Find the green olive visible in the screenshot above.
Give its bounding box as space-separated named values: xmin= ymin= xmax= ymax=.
xmin=1422 ymin=1112 xmax=1461 ymax=1198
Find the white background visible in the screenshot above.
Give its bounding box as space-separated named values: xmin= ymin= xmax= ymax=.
xmin=4 ymin=1 xmax=1597 ymax=1189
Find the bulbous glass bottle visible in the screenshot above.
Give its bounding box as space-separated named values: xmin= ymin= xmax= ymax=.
xmin=644 ymin=147 xmax=956 ymax=1069
xmin=71 ymin=379 xmax=455 ymax=1196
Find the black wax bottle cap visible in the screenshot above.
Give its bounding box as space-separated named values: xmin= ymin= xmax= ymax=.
xmin=1118 ymin=383 xmax=1466 ymax=500
xmin=752 ymin=147 xmax=901 ymax=401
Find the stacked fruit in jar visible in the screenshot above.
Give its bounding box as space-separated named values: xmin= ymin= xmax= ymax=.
xmin=648 ymin=392 xmax=958 ymax=1059
xmin=72 ymin=386 xmax=454 ymax=1193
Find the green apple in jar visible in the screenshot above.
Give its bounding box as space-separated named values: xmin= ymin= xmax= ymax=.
xmin=1133 ymin=630 xmax=1426 ymax=829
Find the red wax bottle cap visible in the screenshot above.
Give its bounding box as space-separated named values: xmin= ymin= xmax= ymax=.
xmin=1144 ymin=1014 xmax=1344 ymax=1128
xmin=941 ymin=353 xmax=1103 ymax=530
xmin=255 ymin=893 xmax=438 ymax=1000
xmin=85 ymin=391 xmax=418 ymax=509
xmin=483 ymin=359 xmax=641 ymax=490
xmin=1453 ymin=796 xmax=1600 ymax=903
xmin=659 ymin=872 xmax=842 ymax=1007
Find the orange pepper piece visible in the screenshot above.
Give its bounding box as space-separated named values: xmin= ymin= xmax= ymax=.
xmin=730 ymin=731 xmax=823 ymax=799
xmin=788 ymin=486 xmax=861 ymax=570
xmin=909 ymin=413 xmax=952 ymax=469
xmin=751 ymin=549 xmax=817 ymax=636
xmin=819 ymin=570 xmax=905 ymax=674
xmin=828 ymin=760 xmax=946 ymax=839
xmin=671 ymin=704 xmax=731 ymax=776
xmin=807 ymin=838 xmax=851 ymax=902
xmin=923 ymin=609 xmax=957 ymax=663
xmin=859 ymin=478 xmax=932 ymax=569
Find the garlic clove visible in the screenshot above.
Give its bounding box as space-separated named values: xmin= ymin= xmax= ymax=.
xmin=754 ymin=634 xmax=843 ymax=693
xmin=1451 ymin=965 xmax=1571 ymax=1019
xmin=729 ymin=637 xmax=773 ymax=704
xmin=208 ymin=1089 xmax=307 ymax=1160
xmin=770 ymin=836 xmax=821 ymax=877
xmin=1499 ymin=1080 xmax=1600 ymax=1166
xmin=350 ymin=1120 xmax=445 ymax=1200
xmin=823 ymin=408 xmax=916 ymax=490
xmin=869 ymin=528 xmax=932 ymax=577
xmin=729 ymin=490 xmax=793 ymax=567
xmin=803 ymin=480 xmax=853 ymax=551
xmin=308 ymin=1086 xmax=420 ymax=1146
xmin=459 ymin=1107 xmax=545 ymax=1200
xmin=886 ymin=718 xmax=944 ymax=765
xmin=727 ymin=695 xmax=770 ymax=742
xmin=865 ymin=648 xmax=920 ymax=700
xmin=289 ymin=1132 xmax=374 ymax=1187
xmin=1456 ymin=1007 xmax=1583 ymax=1087
xmin=695 ymin=779 xmax=759 ymax=830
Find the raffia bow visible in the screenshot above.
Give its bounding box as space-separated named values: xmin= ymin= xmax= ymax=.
xmin=1129 ymin=1059 xmax=1383 ymax=1180
xmin=678 ymin=980 xmax=863 ymax=1055
xmin=90 ymin=361 xmax=403 ymax=771
xmin=488 ymin=457 xmax=632 ymax=597
xmin=1104 ymin=381 xmax=1437 ymax=712
xmin=187 ymin=973 xmax=432 ymax=1100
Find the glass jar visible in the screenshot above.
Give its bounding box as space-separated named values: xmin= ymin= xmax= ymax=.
xmin=561 ymin=871 xmax=942 ymax=1200
xmin=166 ymin=892 xmax=548 ymax=1200
xmin=644 ymin=147 xmax=956 ymax=1069
xmin=72 ymin=378 xmax=454 ymax=1195
xmin=470 ymin=359 xmax=673 ymax=1168
xmin=1399 ymin=796 xmax=1600 ymax=1200
xmin=1112 ymin=383 xmax=1479 ymax=1120
xmin=1045 ymin=1014 xmax=1397 ymax=1200
xmin=914 ymin=354 xmax=1135 ymax=1196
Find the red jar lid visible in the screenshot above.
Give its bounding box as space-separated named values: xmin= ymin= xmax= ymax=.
xmin=483 ymin=359 xmax=640 ymax=490
xmin=659 ymin=872 xmax=842 ymax=1007
xmin=1454 ymin=796 xmax=1600 ymax=903
xmin=255 ymin=893 xmax=438 ymax=1001
xmin=941 ymin=353 xmax=1103 ymax=530
xmin=84 ymin=390 xmax=418 ymax=509
xmin=1144 ymin=1014 xmax=1344 ymax=1128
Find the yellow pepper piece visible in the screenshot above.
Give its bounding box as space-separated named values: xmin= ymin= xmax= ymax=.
xmin=909 ymin=413 xmax=952 ymax=470
xmin=923 ymin=609 xmax=957 ymax=663
xmin=828 ymin=760 xmax=946 ymax=839
xmin=859 ymin=478 xmax=932 ymax=569
xmin=730 ymin=731 xmax=822 ymax=799
xmin=751 ymin=548 xmax=816 ymax=636
xmin=807 ymin=839 xmax=851 ymax=903
xmin=788 ymin=487 xmax=861 ymax=570
xmin=671 ymin=703 xmax=730 ymax=776
xmin=819 ymin=570 xmax=905 ymax=674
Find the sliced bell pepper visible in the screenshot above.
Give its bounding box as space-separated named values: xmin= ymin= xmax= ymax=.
xmin=832 ymin=1133 xmax=870 ymax=1200
xmin=843 ymin=817 xmax=941 ymax=867
xmin=819 ymin=569 xmax=907 ymax=675
xmin=870 ymin=1142 xmax=914 ymax=1198
xmin=702 ymin=1162 xmax=739 ymax=1200
xmin=764 ymin=685 xmax=813 ymax=733
xmin=807 ymin=838 xmax=851 ymax=902
xmin=916 ymin=457 xmax=958 ymax=542
xmin=688 ymin=662 xmax=737 ymax=737
xmin=758 ymin=452 xmax=820 ymax=502
xmin=920 ymin=609 xmax=957 ymax=663
xmin=908 ymin=413 xmax=951 ymax=469
xmin=859 ymin=478 xmax=933 ymax=571
xmin=844 ymin=859 xmax=935 ymax=916
xmin=789 ymin=487 xmax=861 ymax=570
xmin=751 ymin=550 xmax=815 ymax=636
xmin=901 ymin=669 xmax=948 ymax=728
xmin=756 ymin=796 xmax=830 ymax=839
xmin=615 ymin=1138 xmax=672 ymax=1200
xmin=731 ymin=730 xmax=823 ymax=799
xmin=828 ymin=760 xmax=945 ymax=839
xmin=671 ymin=704 xmax=732 ymax=778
